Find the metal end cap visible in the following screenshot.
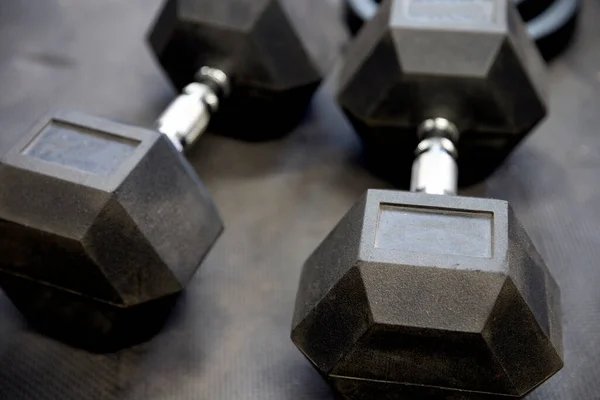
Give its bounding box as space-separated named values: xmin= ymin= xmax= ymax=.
xmin=417 ymin=118 xmax=460 ymax=143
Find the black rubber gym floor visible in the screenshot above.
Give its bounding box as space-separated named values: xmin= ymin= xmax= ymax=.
xmin=0 ymin=1 xmax=596 ymax=399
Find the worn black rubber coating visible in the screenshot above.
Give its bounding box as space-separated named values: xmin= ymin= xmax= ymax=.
xmin=0 ymin=111 xmax=223 ymax=352
xmin=148 ymin=0 xmax=322 ymax=141
xmin=292 ymin=190 xmax=564 ymax=399
xmin=343 ymin=0 xmax=580 ymax=62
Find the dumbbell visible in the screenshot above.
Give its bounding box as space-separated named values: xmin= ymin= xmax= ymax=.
xmin=291 ymin=0 xmax=563 ymax=398
xmin=338 ymin=1 xmax=562 ymax=189
xmin=0 ymin=110 xmax=223 ymax=352
xmin=148 ymin=0 xmax=324 ymax=141
xmin=0 ymin=0 xmax=324 ymax=352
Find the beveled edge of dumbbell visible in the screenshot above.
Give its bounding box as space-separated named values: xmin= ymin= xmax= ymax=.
xmin=1 ymin=110 xmax=163 ymax=193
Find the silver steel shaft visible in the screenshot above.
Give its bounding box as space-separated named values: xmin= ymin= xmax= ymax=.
xmin=155 ymin=67 xmax=229 ymax=152
xmin=410 ymin=118 xmax=460 ymax=196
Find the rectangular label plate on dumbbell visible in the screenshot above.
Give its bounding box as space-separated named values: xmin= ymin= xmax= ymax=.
xmin=401 ymin=0 xmax=498 ymax=24
xmin=23 ymin=121 xmax=140 ymax=176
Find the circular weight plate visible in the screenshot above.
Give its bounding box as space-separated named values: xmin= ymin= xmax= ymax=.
xmin=343 ymin=0 xmax=580 ymax=61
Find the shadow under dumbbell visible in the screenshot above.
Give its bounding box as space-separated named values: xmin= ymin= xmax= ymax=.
xmin=0 ymin=321 xmax=143 ymax=400
xmin=0 ymin=281 xmax=227 ymax=399
xmin=0 ymin=273 xmax=179 ymax=353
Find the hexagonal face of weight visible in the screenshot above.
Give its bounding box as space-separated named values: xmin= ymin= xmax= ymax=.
xmin=0 ymin=111 xmax=223 ymax=350
xmin=148 ymin=0 xmax=322 ymax=140
xmin=337 ymin=0 xmax=547 ymax=187
xmin=291 ymin=190 xmax=563 ymax=398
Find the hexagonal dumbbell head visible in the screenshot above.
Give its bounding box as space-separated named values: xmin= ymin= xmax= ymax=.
xmin=148 ymin=0 xmax=322 ymax=140
xmin=0 ymin=111 xmax=223 ymax=351
xmin=338 ymin=0 xmax=547 ymax=187
xmin=292 ymin=190 xmax=563 ymax=399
